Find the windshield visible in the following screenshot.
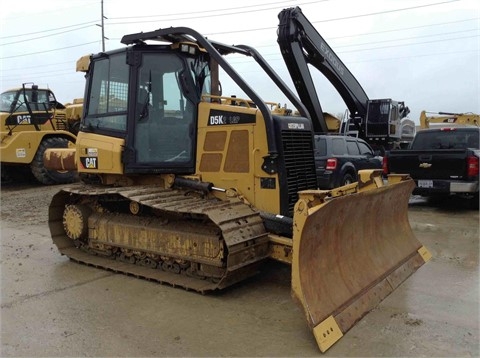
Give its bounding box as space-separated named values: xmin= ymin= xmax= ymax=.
xmin=0 ymin=89 xmax=56 ymax=113
xmin=0 ymin=91 xmax=17 ymax=112
xmin=413 ymin=130 xmax=480 ymax=150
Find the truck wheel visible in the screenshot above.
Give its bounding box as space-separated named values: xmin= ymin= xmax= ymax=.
xmin=30 ymin=137 xmax=77 ymax=185
xmin=341 ymin=173 xmax=355 ymax=186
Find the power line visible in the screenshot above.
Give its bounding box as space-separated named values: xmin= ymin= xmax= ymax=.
xmin=2 ymin=30 xmax=477 ymax=79
xmin=201 ymin=17 xmax=478 ymax=40
xmin=0 ymin=25 xmax=95 ymax=46
xmin=0 ymin=0 xmax=468 ymax=50
xmin=1 ymin=68 xmax=78 ymax=80
xmin=0 ymin=0 xmax=464 ymax=41
xmin=107 ymin=0 xmax=313 ymax=20
xmin=313 ymin=0 xmax=461 ymax=24
xmin=5 ymin=47 xmax=475 ymax=93
xmin=0 ymin=0 xmax=473 ymax=62
xmin=0 ymin=0 xmax=317 ymax=40
xmin=104 ymin=0 xmax=470 ymax=44
xmin=227 ymin=48 xmax=479 ymax=75
xmin=336 ymin=34 xmax=479 ymax=53
xmin=226 ymin=38 xmax=480 ymax=65
xmin=252 ymin=31 xmax=480 ymax=58
xmin=105 ymin=0 xmax=460 ymax=25
xmin=106 ymin=17 xmax=479 ymax=43
xmin=333 ymin=29 xmax=478 ymax=48
xmin=112 ymin=18 xmax=480 ymax=53
xmin=0 ymin=21 xmax=98 ymax=40
xmin=327 ymin=17 xmax=479 ymax=40
xmin=3 ymin=0 xmax=97 ymax=21
xmin=0 ymin=41 xmax=99 ymax=60
xmin=2 ymin=19 xmax=477 ymax=65
xmin=0 ymin=60 xmax=76 ymax=72
xmin=347 ymin=49 xmax=479 ymax=64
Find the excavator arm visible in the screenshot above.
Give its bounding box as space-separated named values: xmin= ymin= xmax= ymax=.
xmin=277 ymin=7 xmax=369 ymax=134
xmin=277 ymin=7 xmax=411 ymax=149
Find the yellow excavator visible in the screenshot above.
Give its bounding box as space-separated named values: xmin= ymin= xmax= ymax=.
xmin=45 ymin=7 xmax=431 ymax=352
xmin=420 ymin=110 xmax=479 ymax=129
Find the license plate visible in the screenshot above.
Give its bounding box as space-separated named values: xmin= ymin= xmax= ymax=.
xmin=418 ymin=180 xmax=433 ymax=188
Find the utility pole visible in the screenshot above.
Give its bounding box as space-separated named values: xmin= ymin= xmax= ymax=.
xmin=96 ymin=0 xmax=108 ymax=52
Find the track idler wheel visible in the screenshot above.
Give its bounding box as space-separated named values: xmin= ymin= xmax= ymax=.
xmin=63 ymin=204 xmax=92 ymax=241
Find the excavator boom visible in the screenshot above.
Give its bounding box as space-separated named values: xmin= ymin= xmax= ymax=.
xmin=277 ymin=7 xmax=411 ymax=149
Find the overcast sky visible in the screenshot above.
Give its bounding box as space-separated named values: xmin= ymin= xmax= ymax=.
xmin=1 ymin=0 xmax=478 ymax=124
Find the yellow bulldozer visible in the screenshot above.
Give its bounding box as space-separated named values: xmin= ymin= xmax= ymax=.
xmin=44 ymin=8 xmax=431 ymax=352
xmin=0 ymin=83 xmax=81 ymax=184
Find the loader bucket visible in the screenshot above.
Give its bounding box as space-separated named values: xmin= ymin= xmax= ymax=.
xmin=291 ymin=178 xmax=430 ymax=352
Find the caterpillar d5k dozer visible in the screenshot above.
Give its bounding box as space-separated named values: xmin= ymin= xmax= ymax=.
xmin=0 ymin=83 xmax=78 ymax=184
xmin=45 ymin=15 xmax=430 ymax=353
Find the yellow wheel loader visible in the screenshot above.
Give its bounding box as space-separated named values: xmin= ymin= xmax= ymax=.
xmin=45 ymin=9 xmax=431 ymax=352
xmin=0 ymin=83 xmax=79 ymax=184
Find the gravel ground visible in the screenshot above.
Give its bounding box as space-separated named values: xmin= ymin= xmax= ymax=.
xmin=1 ymin=182 xmax=478 ymax=357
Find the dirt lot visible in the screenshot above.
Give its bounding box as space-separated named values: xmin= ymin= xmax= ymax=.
xmin=1 ymin=183 xmax=479 ymax=357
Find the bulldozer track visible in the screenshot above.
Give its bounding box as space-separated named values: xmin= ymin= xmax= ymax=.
xmin=62 ymin=247 xmax=221 ymax=292
xmin=49 ymin=184 xmax=270 ymax=294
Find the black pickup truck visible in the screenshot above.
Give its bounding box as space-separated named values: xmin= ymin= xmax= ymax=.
xmin=383 ymin=127 xmax=479 ymax=206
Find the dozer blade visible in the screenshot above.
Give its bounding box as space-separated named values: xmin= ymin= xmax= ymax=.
xmin=291 ymin=179 xmax=431 ymax=352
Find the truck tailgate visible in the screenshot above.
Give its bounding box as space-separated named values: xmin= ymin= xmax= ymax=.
xmin=388 ymin=149 xmax=469 ymax=179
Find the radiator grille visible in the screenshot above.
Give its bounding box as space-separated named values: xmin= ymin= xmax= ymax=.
xmin=281 ymin=130 xmax=318 ymax=214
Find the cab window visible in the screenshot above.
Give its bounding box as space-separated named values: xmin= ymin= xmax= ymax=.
xmin=134 ymin=53 xmax=195 ymax=164
xmin=85 ymin=52 xmax=129 ymax=131
xmin=346 ymin=140 xmax=360 ymax=155
xmin=358 ymin=141 xmax=373 ymax=155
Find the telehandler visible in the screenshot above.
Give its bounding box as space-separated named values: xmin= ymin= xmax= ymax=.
xmin=45 ymin=7 xmax=430 ymax=352
xmin=0 ymin=83 xmax=79 ymax=184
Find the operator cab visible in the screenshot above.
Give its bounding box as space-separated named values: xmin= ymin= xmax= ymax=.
xmin=365 ymin=99 xmax=409 ymax=140
xmin=82 ymin=43 xmax=211 ymax=174
xmin=1 ymin=84 xmax=63 ymax=126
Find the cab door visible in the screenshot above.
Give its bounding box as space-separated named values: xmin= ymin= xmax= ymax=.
xmin=125 ymin=52 xmax=197 ymax=174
